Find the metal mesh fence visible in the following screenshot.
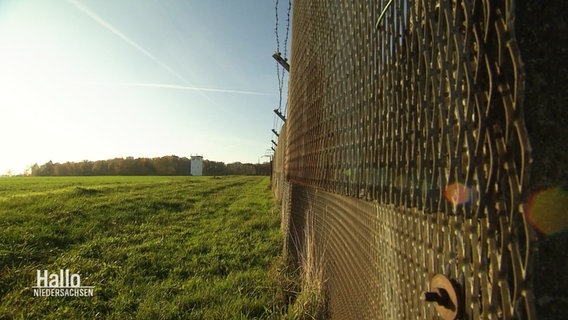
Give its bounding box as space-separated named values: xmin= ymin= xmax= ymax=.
xmin=273 ymin=0 xmax=537 ymax=319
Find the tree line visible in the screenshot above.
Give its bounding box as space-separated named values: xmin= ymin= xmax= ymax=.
xmin=29 ymin=156 xmax=271 ymax=176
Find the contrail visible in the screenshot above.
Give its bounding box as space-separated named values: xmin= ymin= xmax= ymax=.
xmin=78 ymin=81 xmax=269 ymax=96
xmin=66 ymin=0 xmax=190 ymax=85
xmin=65 ymin=1 xmax=268 ymax=96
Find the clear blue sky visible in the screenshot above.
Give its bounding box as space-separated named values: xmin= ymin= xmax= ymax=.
xmin=0 ymin=0 xmax=290 ymax=174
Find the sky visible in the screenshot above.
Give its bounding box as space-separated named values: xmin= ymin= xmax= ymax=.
xmin=0 ymin=0 xmax=290 ymax=175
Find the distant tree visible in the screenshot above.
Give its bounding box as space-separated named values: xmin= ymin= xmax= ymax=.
xmin=30 ymin=156 xmax=269 ymax=177
xmin=203 ymin=160 xmax=227 ymax=176
xmin=30 ymin=164 xmax=40 ymax=176
xmin=153 ymin=156 xmax=175 ymax=175
xmin=72 ymin=160 xmax=92 ymax=176
xmin=256 ymin=162 xmax=271 ymax=176
xmin=227 ymin=162 xmax=256 ymax=175
xmin=175 ymin=157 xmax=190 ymax=175
xmin=122 ymin=157 xmax=136 ymax=175
xmin=139 ymin=158 xmax=155 ymax=175
xmin=53 ymin=163 xmax=65 ymax=176
xmin=92 ymin=160 xmax=107 ymax=175
xmin=38 ymin=161 xmax=54 ymax=176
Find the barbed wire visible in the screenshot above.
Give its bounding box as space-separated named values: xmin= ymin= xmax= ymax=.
xmin=275 ymin=0 xmax=282 ymax=114
xmin=274 ymin=0 xmax=291 ymax=115
xmin=275 ymin=0 xmax=280 ymax=53
xmin=283 ymin=0 xmax=291 ymax=59
xmin=282 ymin=0 xmax=291 ymax=117
xmin=272 ymin=0 xmax=292 ymax=151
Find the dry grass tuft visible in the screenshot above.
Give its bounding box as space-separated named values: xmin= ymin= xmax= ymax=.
xmin=274 ymin=210 xmax=328 ymax=319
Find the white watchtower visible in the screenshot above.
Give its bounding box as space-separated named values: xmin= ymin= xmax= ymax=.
xmin=190 ymin=155 xmax=203 ymax=176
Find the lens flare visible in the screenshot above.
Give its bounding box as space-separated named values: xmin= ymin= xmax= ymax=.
xmin=526 ymin=187 xmax=568 ymax=236
xmin=444 ymin=182 xmax=472 ymax=205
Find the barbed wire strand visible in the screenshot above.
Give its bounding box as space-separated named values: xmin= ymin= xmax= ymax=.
xmin=272 ymin=0 xmax=291 ymax=150
xmin=271 ymin=0 xmax=282 ymax=150
xmin=282 ymin=0 xmax=291 ymax=117
xmin=275 ymin=0 xmax=283 ymax=114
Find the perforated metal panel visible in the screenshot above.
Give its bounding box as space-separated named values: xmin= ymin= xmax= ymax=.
xmin=273 ymin=0 xmax=536 ymax=319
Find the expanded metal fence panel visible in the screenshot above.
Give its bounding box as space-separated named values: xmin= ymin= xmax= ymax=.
xmin=287 ymin=0 xmax=530 ymax=214
xmin=276 ymin=0 xmax=537 ymax=319
xmin=284 ymin=183 xmax=537 ymax=319
xmin=288 ymin=186 xmax=434 ymax=319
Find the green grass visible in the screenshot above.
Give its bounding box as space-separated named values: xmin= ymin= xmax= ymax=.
xmin=0 ymin=176 xmax=283 ymax=319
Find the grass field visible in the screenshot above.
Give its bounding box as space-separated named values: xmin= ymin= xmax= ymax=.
xmin=0 ymin=176 xmax=283 ymax=319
